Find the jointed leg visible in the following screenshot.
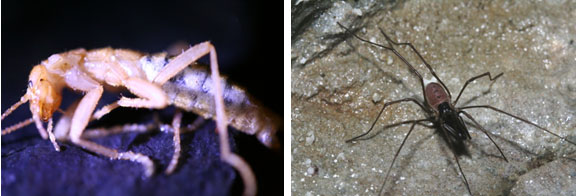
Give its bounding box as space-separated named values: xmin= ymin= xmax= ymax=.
xmin=451 ymin=148 xmax=472 ymax=195
xmin=153 ymin=41 xmax=214 ymax=85
xmin=454 ymin=72 xmax=503 ymax=106
xmin=347 ymin=98 xmax=430 ymax=143
xmin=181 ymin=117 xmax=207 ymax=133
xmin=165 ymin=110 xmax=183 ymax=174
xmin=84 ymin=114 xmax=204 ymax=139
xmin=379 ymin=122 xmax=418 ymax=196
xmin=376 ymin=27 xmax=452 ymax=98
xmin=460 ymin=105 xmax=576 ymax=146
xmin=208 ymin=46 xmax=256 ymax=196
xmin=148 ymin=41 xmax=256 ymax=194
xmin=68 ymin=86 xmax=155 ymax=177
xmin=117 ymin=77 xmax=168 ymax=109
xmin=337 ymin=22 xmax=427 ymax=97
xmin=81 ymin=123 xmax=157 ymax=139
xmin=92 ymin=101 xmax=119 ymax=120
xmin=459 ymin=111 xmax=508 ymax=162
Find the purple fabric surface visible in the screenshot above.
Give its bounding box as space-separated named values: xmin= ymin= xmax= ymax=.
xmin=2 ymin=108 xmax=282 ymax=196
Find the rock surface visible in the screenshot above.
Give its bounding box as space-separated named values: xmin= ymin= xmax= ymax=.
xmin=292 ymin=0 xmax=576 ymax=195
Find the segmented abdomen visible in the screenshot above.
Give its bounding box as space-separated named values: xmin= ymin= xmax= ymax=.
xmin=141 ymin=55 xmax=280 ymax=149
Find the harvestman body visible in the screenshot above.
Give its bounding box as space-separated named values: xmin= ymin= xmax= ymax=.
xmin=338 ymin=22 xmax=576 ymax=195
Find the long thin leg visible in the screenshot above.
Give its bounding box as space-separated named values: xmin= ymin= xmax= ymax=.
xmin=157 ymin=43 xmax=258 ymax=195
xmin=81 ymin=115 xmax=203 ymax=139
xmin=346 ymin=98 xmax=430 ymax=143
xmin=460 ymin=105 xmax=576 ymax=146
xmin=454 ymin=72 xmax=503 ymax=106
xmin=451 ymin=148 xmax=472 ymax=195
xmin=348 ymin=119 xmax=431 ymax=142
xmin=152 ymin=41 xmax=213 ymax=85
xmin=376 ymin=27 xmax=452 ymax=98
xmin=379 ymin=122 xmax=418 ymax=196
xmin=459 ymin=111 xmax=509 ymax=162
xmin=209 ymin=46 xmax=256 ymax=196
xmin=337 ymin=22 xmax=427 ymax=98
xmin=81 ymin=123 xmax=157 ymax=139
xmin=165 ymin=110 xmax=182 ymax=174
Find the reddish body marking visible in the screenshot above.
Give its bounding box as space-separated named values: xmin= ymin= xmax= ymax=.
xmin=425 ymin=82 xmax=450 ymax=109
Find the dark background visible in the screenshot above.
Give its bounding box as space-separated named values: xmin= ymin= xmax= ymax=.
xmin=2 ymin=0 xmax=283 ymax=195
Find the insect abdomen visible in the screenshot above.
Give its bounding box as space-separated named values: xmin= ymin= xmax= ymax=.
xmin=162 ymin=63 xmax=281 ymax=149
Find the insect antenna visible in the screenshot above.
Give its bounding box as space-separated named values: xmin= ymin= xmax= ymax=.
xmin=2 ymin=118 xmax=34 ymax=135
xmin=1 ymin=95 xmax=33 ymax=134
xmin=337 ymin=22 xmax=427 ymax=98
xmin=1 ymin=96 xmax=29 ymax=120
xmin=460 ymin=105 xmax=576 ymax=146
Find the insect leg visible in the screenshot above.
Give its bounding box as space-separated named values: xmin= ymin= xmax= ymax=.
xmin=92 ymin=101 xmax=119 ymax=120
xmin=459 ymin=110 xmax=509 ymax=162
xmin=165 ymin=110 xmax=182 ymax=174
xmin=460 ymin=105 xmax=576 ymax=146
xmin=346 ymin=98 xmax=430 ymax=143
xmin=379 ymin=122 xmax=418 ymax=196
xmin=152 ymin=41 xmax=256 ymax=194
xmin=208 ymin=46 xmax=257 ymax=196
xmin=454 ymin=72 xmax=503 ymax=106
xmin=152 ymin=41 xmax=213 ymax=85
xmin=68 ymin=85 xmax=155 ymax=177
xmin=181 ymin=117 xmax=207 ymax=133
xmin=117 ymin=77 xmax=168 ymax=109
xmin=81 ymin=123 xmax=157 ymax=139
xmin=54 ymin=100 xmax=79 ymax=140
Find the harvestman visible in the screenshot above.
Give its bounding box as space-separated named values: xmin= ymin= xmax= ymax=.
xmin=1 ymin=42 xmax=258 ymax=195
xmin=338 ymin=22 xmax=576 ymax=195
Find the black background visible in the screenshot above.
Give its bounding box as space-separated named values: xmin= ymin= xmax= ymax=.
xmin=2 ymin=0 xmax=283 ymax=195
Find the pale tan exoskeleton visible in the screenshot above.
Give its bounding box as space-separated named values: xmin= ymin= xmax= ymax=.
xmin=1 ymin=42 xmax=280 ymax=196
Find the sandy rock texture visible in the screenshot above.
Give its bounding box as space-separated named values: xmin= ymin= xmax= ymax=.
xmin=292 ymin=0 xmax=576 ymax=195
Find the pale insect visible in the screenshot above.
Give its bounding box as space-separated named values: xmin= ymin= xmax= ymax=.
xmin=1 ymin=42 xmax=280 ymax=196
